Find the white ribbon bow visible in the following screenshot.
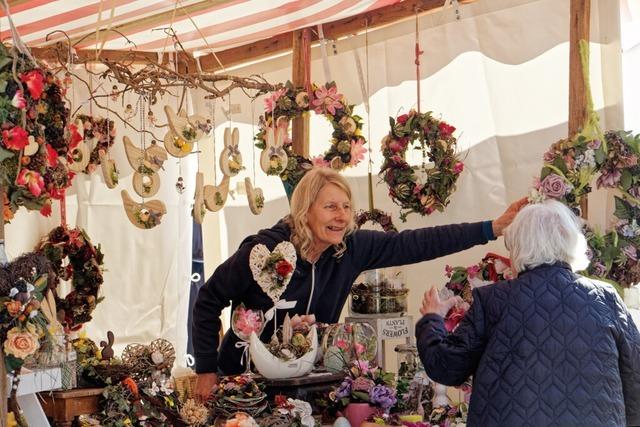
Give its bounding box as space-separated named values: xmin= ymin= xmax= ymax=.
xmin=235 ymin=341 xmax=250 ymax=367
xmin=264 ymin=299 xmax=297 ymax=322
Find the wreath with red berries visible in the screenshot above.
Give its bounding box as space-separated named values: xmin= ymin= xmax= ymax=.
xmin=380 ymin=110 xmax=463 ymax=221
xmin=355 ymin=209 xmax=398 ymax=233
xmin=37 ymin=226 xmax=105 ymax=330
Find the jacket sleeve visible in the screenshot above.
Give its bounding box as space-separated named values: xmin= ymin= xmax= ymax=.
xmin=611 ymin=291 xmax=640 ymax=426
xmin=192 ymin=243 xmax=253 ymax=374
xmin=416 ymin=288 xmax=487 ymax=386
xmin=351 ymin=221 xmax=494 ymax=272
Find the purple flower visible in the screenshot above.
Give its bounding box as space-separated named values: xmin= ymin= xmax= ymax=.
xmin=591 ymin=261 xmax=607 ymax=276
xmin=369 ymin=384 xmax=396 ymax=409
xmin=629 ymin=186 xmax=640 ymax=199
xmin=596 ymin=170 xmax=622 ymax=188
xmin=622 ymin=245 xmax=638 ymax=261
xmin=588 ymin=139 xmax=601 ymax=150
xmin=335 ymin=378 xmax=352 ymax=399
xmin=543 ymin=149 xmax=556 ymax=162
xmin=540 ymin=174 xmax=572 ymax=198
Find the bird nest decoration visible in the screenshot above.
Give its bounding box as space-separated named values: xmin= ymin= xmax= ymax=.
xmin=121 ymin=338 xmax=176 ymax=382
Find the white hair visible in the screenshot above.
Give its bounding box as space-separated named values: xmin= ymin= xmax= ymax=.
xmin=504 ymin=200 xmax=589 ymax=273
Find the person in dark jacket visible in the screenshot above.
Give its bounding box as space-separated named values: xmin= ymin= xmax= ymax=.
xmin=417 ymin=199 xmax=640 ymax=427
xmin=193 ymin=167 xmax=526 ymax=401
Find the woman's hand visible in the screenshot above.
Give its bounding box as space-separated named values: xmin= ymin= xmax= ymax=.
xmin=492 ymin=197 xmax=528 ymax=237
xmin=420 ymin=286 xmax=463 ymax=317
xmin=194 ymin=372 xmax=218 ymax=403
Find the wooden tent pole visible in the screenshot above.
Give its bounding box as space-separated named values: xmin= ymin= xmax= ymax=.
xmin=569 ymin=0 xmax=591 ymax=219
xmin=291 ymin=29 xmax=310 ymax=158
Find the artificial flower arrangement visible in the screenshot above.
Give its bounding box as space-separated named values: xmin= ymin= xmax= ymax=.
xmin=380 ymin=109 xmax=463 ymax=221
xmin=73 ymin=335 xmax=201 ymax=426
xmin=531 ymin=130 xmax=640 ymax=290
xmin=254 ymin=80 xmax=366 ymax=188
xmin=273 ymin=395 xmax=318 ymax=427
xmin=0 ymin=42 xmax=75 ymax=221
xmin=231 ymin=304 xmax=265 ymax=341
xmin=329 ymin=360 xmax=398 ymax=414
xmin=212 ymin=374 xmax=268 ymax=418
xmin=263 ymin=251 xmax=294 ymax=294
xmin=74 ymin=114 xmax=117 ymax=174
xmin=265 ymin=313 xmax=316 ymax=361
xmin=441 ymin=253 xmax=514 ymax=332
xmin=37 ymin=225 xmax=105 ymax=330
xmin=1 ymin=269 xmax=50 ymax=372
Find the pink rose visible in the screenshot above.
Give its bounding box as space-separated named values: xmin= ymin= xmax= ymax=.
xmin=540 ymin=173 xmax=571 ymax=198
xmin=16 ymin=169 xmax=45 ymax=197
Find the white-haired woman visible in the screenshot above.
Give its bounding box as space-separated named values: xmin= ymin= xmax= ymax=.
xmin=417 ymin=200 xmax=640 ymax=427
xmin=193 ymin=168 xmax=526 ymax=401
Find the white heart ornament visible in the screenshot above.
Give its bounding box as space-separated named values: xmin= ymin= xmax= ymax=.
xmin=249 ymin=242 xmax=297 ymax=303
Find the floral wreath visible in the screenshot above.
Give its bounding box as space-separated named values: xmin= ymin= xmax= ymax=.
xmin=355 ymin=209 xmax=398 ymax=233
xmin=441 ymin=253 xmax=514 ymax=332
xmin=532 ymin=129 xmax=640 ymax=288
xmin=1 ymin=43 xmax=75 ymax=221
xmin=74 ymin=114 xmax=117 ymax=174
xmin=255 ymin=81 xmax=367 ymax=186
xmin=380 ymin=110 xmax=463 ymax=221
xmin=37 ymin=226 xmax=105 ymax=330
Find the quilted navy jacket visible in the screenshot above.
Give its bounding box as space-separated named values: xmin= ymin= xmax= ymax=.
xmin=416 ymin=263 xmax=640 ymax=427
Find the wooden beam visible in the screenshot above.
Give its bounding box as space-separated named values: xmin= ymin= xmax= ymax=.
xmin=569 ymin=0 xmax=591 ymax=218
xmin=291 ymin=29 xmax=310 ymax=158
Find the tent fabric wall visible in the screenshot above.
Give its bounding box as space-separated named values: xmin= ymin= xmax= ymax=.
xmin=201 ymin=0 xmax=624 ymax=367
xmin=1 ymin=0 xmax=627 ymax=370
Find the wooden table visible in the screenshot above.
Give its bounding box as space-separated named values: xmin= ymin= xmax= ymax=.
xmin=40 ymin=387 xmax=103 ymax=426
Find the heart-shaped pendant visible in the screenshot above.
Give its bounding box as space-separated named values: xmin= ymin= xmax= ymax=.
xmin=249 ymin=241 xmax=297 ymax=303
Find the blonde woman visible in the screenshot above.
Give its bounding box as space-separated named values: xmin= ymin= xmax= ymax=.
xmin=193 ymin=168 xmax=526 ymax=401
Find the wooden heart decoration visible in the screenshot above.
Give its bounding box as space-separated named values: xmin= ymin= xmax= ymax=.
xmin=121 ymin=190 xmax=167 ymax=229
xmin=23 ymin=135 xmax=39 ymax=156
xmin=163 ymin=130 xmax=193 ymax=158
xmin=164 ymin=105 xmax=208 ymax=143
xmin=203 ymin=175 xmax=230 ymax=212
xmin=245 ymin=177 xmax=264 ymax=215
xmin=249 ymin=241 xmax=297 ymax=303
xmin=260 ymin=116 xmax=289 ymax=175
xmin=219 ymin=127 xmax=243 ymax=177
xmin=99 ymin=151 xmax=119 ymax=189
xmin=193 ymin=172 xmax=206 ymax=224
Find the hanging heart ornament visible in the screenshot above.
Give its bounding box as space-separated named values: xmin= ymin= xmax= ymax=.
xmin=249 ymin=241 xmax=297 ymax=303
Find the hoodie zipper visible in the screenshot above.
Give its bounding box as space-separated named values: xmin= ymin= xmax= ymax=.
xmin=306 ymin=262 xmax=316 ymax=314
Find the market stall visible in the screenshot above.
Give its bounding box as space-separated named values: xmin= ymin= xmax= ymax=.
xmin=1 ymin=0 xmax=639 ymax=425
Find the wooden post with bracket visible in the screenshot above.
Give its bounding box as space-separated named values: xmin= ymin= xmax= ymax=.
xmin=569 ymin=0 xmax=591 ymax=219
xmin=291 ymin=29 xmax=311 ymax=158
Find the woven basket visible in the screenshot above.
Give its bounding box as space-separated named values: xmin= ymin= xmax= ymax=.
xmin=174 ymin=373 xmax=198 ymax=401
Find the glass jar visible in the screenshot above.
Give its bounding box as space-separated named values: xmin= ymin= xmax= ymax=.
xmin=395 ymin=344 xmax=423 ymax=379
xmin=349 ymin=267 xmax=408 ymax=316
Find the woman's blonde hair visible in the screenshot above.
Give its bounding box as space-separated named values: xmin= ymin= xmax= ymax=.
xmin=286 ymin=168 xmax=356 ymax=261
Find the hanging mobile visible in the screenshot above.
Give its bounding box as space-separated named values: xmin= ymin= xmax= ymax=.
xmin=122 ymin=94 xmax=167 ymax=229
xmin=246 ymin=97 xmax=264 ymax=215
xmin=203 ymin=98 xmax=231 ymax=212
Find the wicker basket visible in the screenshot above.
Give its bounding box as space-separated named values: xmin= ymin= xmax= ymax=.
xmin=173 ymin=373 xmax=198 ymax=401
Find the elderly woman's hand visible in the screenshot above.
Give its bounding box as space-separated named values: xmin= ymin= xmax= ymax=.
xmin=492 ymin=197 xmax=529 ymax=237
xmin=420 ymin=286 xmax=464 ymax=318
